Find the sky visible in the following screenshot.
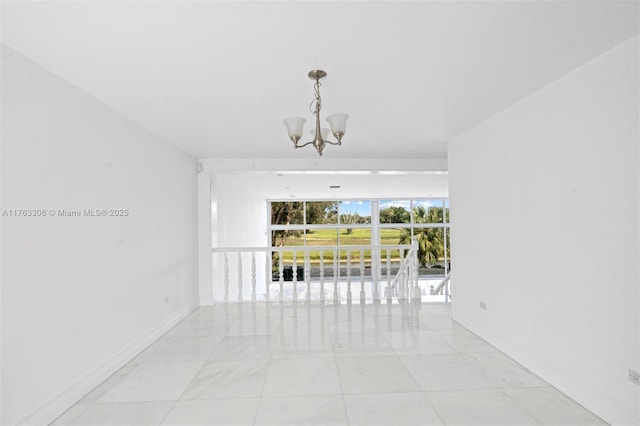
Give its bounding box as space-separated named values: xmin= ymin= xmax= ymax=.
xmin=340 ymin=199 xmax=448 ymax=217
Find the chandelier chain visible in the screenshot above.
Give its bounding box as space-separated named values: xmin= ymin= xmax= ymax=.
xmin=309 ymin=79 xmax=322 ymax=115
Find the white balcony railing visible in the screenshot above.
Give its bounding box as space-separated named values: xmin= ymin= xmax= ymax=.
xmin=211 ymin=239 xmax=449 ymax=304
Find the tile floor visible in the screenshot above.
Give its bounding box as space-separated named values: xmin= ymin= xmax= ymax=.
xmin=52 ymin=303 xmax=607 ymax=425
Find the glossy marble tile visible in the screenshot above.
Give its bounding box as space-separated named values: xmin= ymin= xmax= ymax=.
xmin=262 ymin=357 xmax=341 ymax=397
xmin=50 ymin=403 xmax=90 ymax=425
xmin=385 ymin=330 xmax=457 ymax=355
xmin=276 ymin=314 xmax=329 ymax=337
xmin=143 ymin=335 xmax=223 ymax=363
xmin=326 ymin=314 xmax=389 ymax=334
xmin=344 ymin=392 xmax=443 ymax=426
xmin=435 ymin=329 xmax=498 ymax=353
xmin=506 ymin=387 xmax=608 ymax=425
xmin=226 ymin=316 xmax=281 ymax=336
xmin=130 ymin=338 xmax=170 ymax=364
xmin=331 ymin=332 xmax=394 ymax=356
xmin=209 ymin=335 xmax=274 ymax=361
xmin=58 ymin=303 xmax=606 ymax=426
xmin=97 ymin=362 xmax=203 ymax=403
xmin=420 ymin=315 xmax=459 ymax=332
xmin=463 ymin=352 xmax=547 ymax=388
xmin=161 ymin=398 xmax=260 ymax=425
xmin=271 ymin=332 xmax=334 ymax=358
xmin=81 ymin=361 xmax=142 ymax=402
xmin=329 ymin=304 xmax=423 ymax=333
xmin=254 ymin=395 xmax=347 ymax=426
xmin=180 ymin=360 xmax=269 ymax=399
xmin=336 ymin=355 xmax=419 ymax=394
xmin=164 ymin=317 xmax=232 ymax=339
xmin=401 ymin=354 xmax=497 ymax=391
xmin=426 ymin=389 xmax=540 ymax=425
xmin=58 ymin=402 xmax=175 ymax=425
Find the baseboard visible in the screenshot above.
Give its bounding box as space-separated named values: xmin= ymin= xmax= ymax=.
xmin=18 ymin=303 xmax=197 ymax=426
xmin=452 ymin=311 xmax=638 ymax=426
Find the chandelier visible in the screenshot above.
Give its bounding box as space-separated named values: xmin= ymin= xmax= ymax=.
xmin=283 ymin=70 xmax=349 ymax=156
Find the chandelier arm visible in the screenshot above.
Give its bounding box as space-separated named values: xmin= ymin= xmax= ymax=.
xmin=295 ymin=140 xmax=316 ymax=149
xmin=323 ymin=140 xmax=341 ymax=146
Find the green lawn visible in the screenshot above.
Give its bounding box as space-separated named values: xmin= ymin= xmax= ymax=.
xmin=275 ymin=228 xmax=409 ymax=264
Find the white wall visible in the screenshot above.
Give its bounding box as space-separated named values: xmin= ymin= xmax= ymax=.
xmin=449 ymin=36 xmax=639 ymax=425
xmin=1 ymin=46 xmax=199 ymax=425
xmin=210 ymin=172 xmax=270 ymax=302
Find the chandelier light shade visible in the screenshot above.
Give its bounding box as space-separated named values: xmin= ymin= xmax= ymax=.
xmin=283 ymin=70 xmax=349 ymax=156
xmin=283 ymin=117 xmax=306 ymax=142
xmin=326 ymin=113 xmax=348 ymax=137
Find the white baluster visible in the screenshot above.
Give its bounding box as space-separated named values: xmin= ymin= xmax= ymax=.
xmin=407 ymin=254 xmax=412 ymax=301
xmin=319 ymin=251 xmax=325 ymax=302
xmin=251 ymin=251 xmax=257 ymax=302
xmin=359 ymin=250 xmax=365 ymax=303
xmin=333 ymin=249 xmax=339 ymax=302
xmin=224 ymin=252 xmax=229 ymax=303
xmin=445 ymin=276 xmax=450 ymax=303
xmin=407 ymin=251 xmax=412 ymax=301
xmin=372 ymin=248 xmax=379 ymax=302
xmin=265 ymin=250 xmax=271 ymax=302
xmin=404 ymin=250 xmax=410 ymax=301
xmin=412 ymin=253 xmax=420 ymax=301
xmin=278 ymin=251 xmax=284 ymax=303
xmin=346 ymin=249 xmax=352 ymax=303
xmin=237 ymin=252 xmax=243 ymax=302
xmin=292 ymin=251 xmax=298 ymax=302
xmin=305 ymin=251 xmax=311 ymax=301
xmin=410 ymin=251 xmax=416 ymax=301
xmin=386 ymin=249 xmax=392 ymax=302
xmin=399 ymin=250 xmax=405 ymax=301
xmin=411 ymin=254 xmax=416 ymax=300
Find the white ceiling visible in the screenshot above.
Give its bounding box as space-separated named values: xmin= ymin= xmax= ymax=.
xmin=215 ymin=170 xmax=450 ymax=199
xmin=2 ymin=1 xmax=638 ymax=162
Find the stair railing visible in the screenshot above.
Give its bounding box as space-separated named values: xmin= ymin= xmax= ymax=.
xmin=212 ymin=243 xmax=420 ymax=303
xmin=429 ymin=271 xmax=451 ymax=302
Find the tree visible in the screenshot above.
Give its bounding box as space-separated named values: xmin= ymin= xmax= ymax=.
xmin=399 ymin=206 xmax=448 ymax=266
xmin=379 ymin=206 xmax=410 ymax=224
xmin=305 ymin=201 xmax=338 ymax=225
xmin=270 ymin=201 xmax=303 ymax=247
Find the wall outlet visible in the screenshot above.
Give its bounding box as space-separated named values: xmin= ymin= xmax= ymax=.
xmin=629 ymin=369 xmax=640 ymax=385
xmin=479 ymin=301 xmax=487 ymax=310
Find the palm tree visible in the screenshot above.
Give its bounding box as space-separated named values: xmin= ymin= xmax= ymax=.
xmin=399 ymin=206 xmax=446 ymax=266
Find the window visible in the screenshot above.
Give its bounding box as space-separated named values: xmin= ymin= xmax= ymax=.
xmin=267 ymin=198 xmax=451 ymax=303
xmin=268 ymin=198 xmax=451 ymax=278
